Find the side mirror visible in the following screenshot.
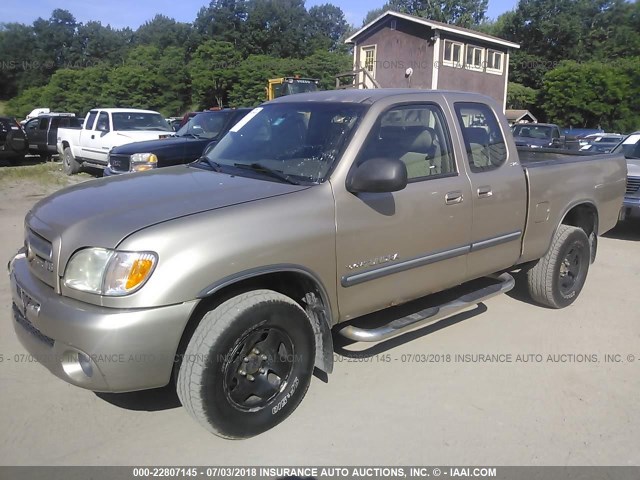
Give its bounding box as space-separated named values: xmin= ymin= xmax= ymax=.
xmin=346 ymin=157 xmax=408 ymax=194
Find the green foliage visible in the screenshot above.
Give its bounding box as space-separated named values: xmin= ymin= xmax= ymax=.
xmin=6 ymin=86 xmax=49 ymax=117
xmin=542 ymin=59 xmax=640 ymax=131
xmin=387 ymin=0 xmax=489 ymax=27
xmin=228 ymin=55 xmax=304 ymax=107
xmin=190 ymin=41 xmax=241 ymax=108
xmin=506 ymin=82 xmax=538 ymax=110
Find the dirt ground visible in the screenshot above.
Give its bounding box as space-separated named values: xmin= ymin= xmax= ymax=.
xmin=0 ymin=160 xmax=639 ymax=466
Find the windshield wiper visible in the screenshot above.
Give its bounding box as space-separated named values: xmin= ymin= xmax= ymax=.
xmin=233 ymin=163 xmax=299 ymax=185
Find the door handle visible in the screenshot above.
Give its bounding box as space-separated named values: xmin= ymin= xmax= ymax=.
xmin=477 ymin=186 xmax=493 ymax=198
xmin=445 ymin=191 xmax=463 ymax=205
xmin=91 ymin=135 xmax=95 ymax=139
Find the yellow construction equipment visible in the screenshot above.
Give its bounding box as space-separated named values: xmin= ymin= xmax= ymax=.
xmin=266 ymin=76 xmax=320 ymax=100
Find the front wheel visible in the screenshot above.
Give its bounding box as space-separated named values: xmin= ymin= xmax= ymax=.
xmin=63 ymin=146 xmax=81 ymax=175
xmin=177 ymin=290 xmax=315 ymax=439
xmin=527 ymin=225 xmax=590 ymax=308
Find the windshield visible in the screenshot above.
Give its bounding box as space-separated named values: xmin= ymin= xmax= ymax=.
xmin=204 ymin=103 xmax=365 ymax=184
xmin=612 ymin=133 xmax=640 ymax=159
xmin=176 ymin=111 xmax=232 ymax=139
xmin=112 ymin=112 xmax=172 ymax=132
xmin=512 ymin=124 xmax=552 ymax=139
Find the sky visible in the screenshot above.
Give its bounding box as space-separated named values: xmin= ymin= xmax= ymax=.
xmin=1 ymin=0 xmax=519 ymax=29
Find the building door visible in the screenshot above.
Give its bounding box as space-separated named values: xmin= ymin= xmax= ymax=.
xmin=359 ymin=45 xmax=376 ymax=89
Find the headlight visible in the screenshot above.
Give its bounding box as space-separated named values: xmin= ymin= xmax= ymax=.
xmin=529 ymin=144 xmax=543 ymax=149
xmin=64 ymin=248 xmax=157 ymax=296
xmin=130 ymin=153 xmax=158 ymax=172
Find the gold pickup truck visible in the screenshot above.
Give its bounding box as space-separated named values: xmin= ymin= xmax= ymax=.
xmin=8 ymin=90 xmax=626 ymax=439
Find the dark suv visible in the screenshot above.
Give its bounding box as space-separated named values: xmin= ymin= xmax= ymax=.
xmin=105 ymin=109 xmax=250 ymax=175
xmin=0 ymin=116 xmax=28 ymax=165
xmin=23 ymin=113 xmax=81 ymax=160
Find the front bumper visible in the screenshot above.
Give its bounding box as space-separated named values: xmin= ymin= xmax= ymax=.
xmin=619 ymin=196 xmax=640 ymax=221
xmin=9 ymin=253 xmax=198 ymax=392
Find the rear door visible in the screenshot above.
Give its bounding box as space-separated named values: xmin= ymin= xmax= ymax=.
xmin=452 ymin=101 xmax=527 ymax=279
xmin=334 ymin=101 xmax=473 ymax=320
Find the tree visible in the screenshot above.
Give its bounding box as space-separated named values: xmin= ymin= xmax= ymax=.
xmin=542 ymin=59 xmax=639 ymax=131
xmin=194 ymin=0 xmax=248 ymax=50
xmin=387 ymin=0 xmax=489 ymax=27
xmin=307 ymin=4 xmax=349 ymax=52
xmin=190 ymin=41 xmax=241 ymax=108
xmin=506 ymin=82 xmax=538 ymax=110
xmin=244 ymin=0 xmax=310 ymax=58
xmin=135 ymin=15 xmax=197 ymax=52
xmin=228 ymin=55 xmax=304 ymax=106
xmin=362 ymin=5 xmax=393 ymax=26
xmin=0 ymin=23 xmax=37 ymax=98
xmin=72 ymin=21 xmax=131 ymax=67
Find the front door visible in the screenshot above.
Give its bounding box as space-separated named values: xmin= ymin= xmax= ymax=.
xmin=82 ymin=111 xmax=112 ymax=164
xmin=334 ymin=102 xmax=473 ymax=321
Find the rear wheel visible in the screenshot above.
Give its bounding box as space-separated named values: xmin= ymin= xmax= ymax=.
xmin=177 ymin=290 xmax=315 ymax=439
xmin=63 ymin=146 xmax=81 ymax=175
xmin=527 ymin=225 xmax=590 ymax=308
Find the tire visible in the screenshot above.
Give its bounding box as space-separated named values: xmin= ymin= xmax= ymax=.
xmin=177 ymin=290 xmax=315 ymax=439
xmin=63 ymin=146 xmax=81 ymax=175
xmin=527 ymin=225 xmax=590 ymax=308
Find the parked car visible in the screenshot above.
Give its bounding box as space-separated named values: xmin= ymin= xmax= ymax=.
xmin=611 ymin=132 xmax=640 ymax=221
xmin=512 ymin=123 xmax=565 ymax=149
xmin=578 ymin=133 xmax=623 ymax=153
xmin=19 ymin=107 xmax=50 ymax=126
xmin=105 ymin=109 xmax=251 ymax=175
xmin=0 ymin=116 xmax=28 ymax=164
xmin=57 ymin=108 xmax=173 ymax=175
xmin=23 ymin=113 xmax=82 ymax=160
xmin=9 ymin=90 xmax=625 ymax=439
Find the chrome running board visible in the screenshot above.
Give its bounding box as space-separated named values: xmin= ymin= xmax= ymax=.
xmin=337 ymin=273 xmax=515 ymax=342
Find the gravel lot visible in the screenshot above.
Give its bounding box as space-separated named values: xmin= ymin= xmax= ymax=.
xmin=0 ymin=161 xmax=639 ymax=466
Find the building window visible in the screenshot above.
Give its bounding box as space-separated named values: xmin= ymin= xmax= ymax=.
xmin=443 ymin=40 xmax=463 ymax=67
xmin=486 ymin=50 xmax=503 ymax=74
xmin=363 ymin=47 xmax=375 ymax=73
xmin=465 ymin=45 xmax=484 ymax=70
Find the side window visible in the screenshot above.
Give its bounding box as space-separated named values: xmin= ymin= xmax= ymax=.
xmin=96 ymin=112 xmax=110 ymax=132
xmin=38 ymin=118 xmax=48 ymax=130
xmin=454 ymin=102 xmax=507 ymax=173
xmin=85 ymin=111 xmax=98 ymax=130
xmin=357 ymin=104 xmax=456 ymax=180
xmin=25 ymin=119 xmax=38 ymax=132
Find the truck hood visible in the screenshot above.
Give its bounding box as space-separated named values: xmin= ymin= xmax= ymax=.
xmin=114 ymin=131 xmax=173 ymax=142
xmin=27 ymin=165 xmax=308 ymax=267
xmin=109 ymin=136 xmax=208 ymax=156
xmin=627 ymin=159 xmax=640 ymax=177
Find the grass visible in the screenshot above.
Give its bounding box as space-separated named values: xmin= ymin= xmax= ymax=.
xmin=0 ymin=100 xmax=6 ymax=116
xmin=0 ymin=160 xmax=93 ymax=188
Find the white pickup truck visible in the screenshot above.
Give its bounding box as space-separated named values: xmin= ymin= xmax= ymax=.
xmin=57 ymin=108 xmax=173 ymax=174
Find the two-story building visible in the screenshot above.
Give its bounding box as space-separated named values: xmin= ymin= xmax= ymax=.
xmin=344 ymin=10 xmax=520 ymax=110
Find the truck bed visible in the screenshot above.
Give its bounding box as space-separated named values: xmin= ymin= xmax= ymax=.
xmin=518 ymin=148 xmax=627 ymax=263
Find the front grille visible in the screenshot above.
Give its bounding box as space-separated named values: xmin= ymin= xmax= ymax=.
xmin=626 ymin=177 xmax=640 ymax=195
xmin=108 ymin=153 xmax=131 ymax=172
xmin=26 ymin=228 xmax=56 ymax=288
xmin=13 ymin=304 xmax=54 ymax=347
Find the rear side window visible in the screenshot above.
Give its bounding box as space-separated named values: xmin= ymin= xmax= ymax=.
xmin=357 ymin=103 xmax=456 ymax=180
xmin=85 ymin=111 xmax=98 ymax=130
xmin=454 ymin=102 xmax=507 ymax=173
